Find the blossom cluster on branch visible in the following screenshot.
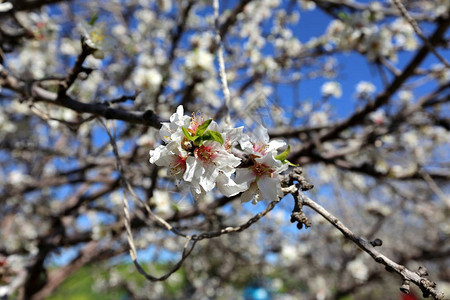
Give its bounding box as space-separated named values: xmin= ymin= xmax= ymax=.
xmin=150 ymin=105 xmax=290 ymax=203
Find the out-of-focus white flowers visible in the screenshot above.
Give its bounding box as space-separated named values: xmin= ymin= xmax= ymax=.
xmin=365 ymin=200 xmax=392 ymax=217
xmin=321 ymin=81 xmax=342 ymax=98
xmin=310 ymin=111 xmax=329 ymax=127
xmin=347 ymin=257 xmax=369 ymax=282
xmin=325 ymin=12 xmax=419 ymax=61
xmin=150 ymin=190 xmax=174 ymax=216
xmin=398 ymin=90 xmax=413 ymax=104
xmin=369 ymin=109 xmax=386 ymax=125
xmin=431 ymin=64 xmax=450 ymax=85
xmin=0 ymin=1 xmax=12 ymax=12
xmin=149 ymin=106 xmax=292 ymax=202
xmin=355 ymin=81 xmax=376 ymax=99
xmin=78 ymin=20 xmax=113 ymax=59
xmin=185 ymin=49 xmax=215 ymax=75
xmin=133 ymin=67 xmax=163 ymax=91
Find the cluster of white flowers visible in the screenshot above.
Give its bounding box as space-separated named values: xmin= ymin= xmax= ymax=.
xmin=149 ymin=106 xmax=291 ymax=203
xmin=326 ymin=13 xmax=418 ymax=61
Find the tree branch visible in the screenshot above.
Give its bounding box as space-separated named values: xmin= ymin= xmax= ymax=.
xmin=296 ymin=192 xmax=445 ymax=299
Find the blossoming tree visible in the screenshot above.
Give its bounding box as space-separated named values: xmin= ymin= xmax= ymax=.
xmin=0 ymin=0 xmax=449 ymax=299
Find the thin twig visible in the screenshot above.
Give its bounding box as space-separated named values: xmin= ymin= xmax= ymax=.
xmin=420 ymin=170 xmax=450 ymax=209
xmin=213 ymin=0 xmax=232 ymax=126
xmin=99 ymin=118 xmax=194 ymax=281
xmin=191 ymin=200 xmax=280 ymax=240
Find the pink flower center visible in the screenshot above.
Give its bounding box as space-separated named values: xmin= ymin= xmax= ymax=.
xmin=251 ymin=162 xmax=273 ymax=178
xmin=169 ymin=155 xmax=187 ymax=176
xmin=188 ymin=113 xmax=205 ymax=134
xmin=194 ymin=145 xmax=216 ymax=162
xmin=253 ymin=143 xmax=268 ymax=155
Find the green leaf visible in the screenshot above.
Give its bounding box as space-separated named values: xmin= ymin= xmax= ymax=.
xmin=193 ymin=135 xmax=203 ymax=146
xmin=195 ymin=119 xmax=212 ymax=137
xmin=337 ymin=11 xmax=349 ymax=22
xmin=88 ymin=13 xmax=99 ymax=26
xmin=202 ymin=130 xmax=224 ymax=145
xmin=285 ymin=159 xmax=299 ymax=167
xmin=181 ymin=127 xmax=195 ymax=141
xmin=275 ymin=145 xmax=290 ymax=162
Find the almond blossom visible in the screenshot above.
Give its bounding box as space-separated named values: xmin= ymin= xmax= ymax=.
xmin=236 ymin=126 xmax=288 ymax=203
xmin=150 ymin=141 xmax=188 ymax=180
xmin=149 ymin=106 xmax=291 ymax=201
xmin=235 ymin=153 xmax=288 ymax=204
xmin=183 ymin=140 xmax=242 ymax=195
xmin=150 ymin=106 xmax=250 ymax=197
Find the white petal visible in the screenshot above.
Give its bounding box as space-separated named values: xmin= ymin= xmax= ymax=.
xmin=257 ymin=176 xmax=281 ymax=202
xmin=215 ymin=151 xmax=241 ymax=169
xmin=240 ymin=183 xmax=258 ymax=203
xmin=149 ymin=145 xmax=171 ymax=165
xmin=0 ymin=2 xmax=13 ymax=12
xmin=183 ymin=156 xmax=201 ymax=182
xmin=216 ymin=172 xmax=248 ymax=197
xmin=223 ymin=127 xmax=244 ymax=145
xmin=267 ymin=139 xmax=286 ymax=152
xmin=254 ymin=126 xmax=270 ymax=144
xmin=235 ymin=168 xmax=256 ymax=185
xmin=239 ymin=133 xmax=253 ymax=152
xmin=255 ymin=152 xmax=282 ymax=169
xmin=199 ymin=164 xmax=219 ymax=192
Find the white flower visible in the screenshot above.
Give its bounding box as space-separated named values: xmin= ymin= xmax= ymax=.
xmin=365 ymin=200 xmax=392 ymax=217
xmin=398 ymin=90 xmax=413 ymax=103
xmin=184 ymin=140 xmax=242 ymax=195
xmin=347 ymin=258 xmax=369 ymax=282
xmin=321 ymin=81 xmax=342 ymax=98
xmin=240 ymin=126 xmax=286 ymax=156
xmin=355 ymin=81 xmax=375 ymax=98
xmin=185 ymin=49 xmax=214 ymax=74
xmin=364 ymin=28 xmax=394 ymax=61
xmin=149 ymin=106 xmax=291 ymax=201
xmin=159 ymin=105 xmax=191 ymax=143
xmin=149 ymin=142 xmax=188 ymax=180
xmin=133 ymin=67 xmax=163 ymax=91
xmin=369 ymin=109 xmax=386 ymax=125
xmin=402 ymin=131 xmax=419 ymax=149
xmin=309 ymin=111 xmax=329 ymax=127
xmin=78 ymin=22 xmax=110 ymax=59
xmin=281 ymin=244 xmax=298 ymax=262
xmin=0 ymin=286 xmax=8 ymax=298
xmin=216 ymin=171 xmax=248 ymax=197
xmin=0 ymin=1 xmax=12 ymax=12
xmin=150 ymin=190 xmax=173 ymax=216
xmin=431 ymin=64 xmax=450 ymax=85
xmin=235 ymin=152 xmax=288 ymax=203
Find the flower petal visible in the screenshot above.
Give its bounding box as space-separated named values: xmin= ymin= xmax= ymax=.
xmin=255 ymin=152 xmax=283 ymax=169
xmin=235 ymin=168 xmax=256 ymax=185
xmin=257 ymin=176 xmax=282 ymax=202
xmin=216 ymin=172 xmax=248 ymax=197
xmin=199 ymin=164 xmax=219 ymax=192
xmin=240 ymin=183 xmax=257 ymax=203
xmin=267 ymin=139 xmax=286 ymax=152
xmin=184 ymin=156 xmax=202 ymax=182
